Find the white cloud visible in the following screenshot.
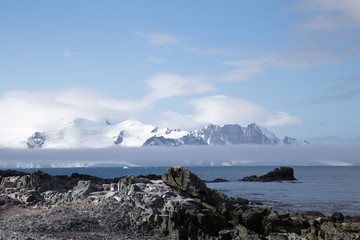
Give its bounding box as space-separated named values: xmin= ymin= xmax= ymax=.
xmin=155 ymin=95 xmax=302 ymax=129
xmin=135 ymin=31 xmax=181 ymax=45
xmin=145 ymin=73 xmax=216 ymax=100
xmin=63 ymin=50 xmax=79 ymax=57
xmin=0 ymin=73 xmax=215 ymax=140
xmin=0 ymin=88 xmax=146 ymax=131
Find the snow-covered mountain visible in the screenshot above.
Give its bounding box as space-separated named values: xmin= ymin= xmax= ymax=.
xmin=20 ymin=118 xmax=308 ymax=149
xmin=190 ymin=123 xmax=280 ymax=145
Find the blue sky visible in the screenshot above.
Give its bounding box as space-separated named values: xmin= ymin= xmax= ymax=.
xmin=1 ymin=0 xmax=360 ymax=141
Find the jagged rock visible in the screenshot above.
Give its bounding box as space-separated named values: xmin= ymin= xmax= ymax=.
xmin=0 ymin=169 xmax=28 ymax=179
xmin=143 ymin=136 xmax=180 ymax=146
xmin=137 ymin=174 xmax=162 ymax=180
xmin=326 ymin=212 xmax=345 ymax=223
xmin=26 ymin=132 xmax=46 ymax=148
xmin=113 ymin=130 xmax=127 ymax=144
xmin=1 ymin=167 xmax=360 ymax=240
xmin=31 ymin=170 xmax=65 ymax=192
xmin=241 ymin=167 xmax=297 ymax=182
xmin=72 ymin=180 xmax=101 ymax=201
xmin=162 ymin=166 xmax=208 ymax=198
xmin=0 ymin=175 xmax=31 ymax=192
xmin=0 ymin=195 xmax=21 ymax=206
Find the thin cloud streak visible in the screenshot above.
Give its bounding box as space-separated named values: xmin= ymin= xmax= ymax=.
xmin=63 ymin=50 xmax=79 ymax=57
xmin=135 ymin=31 xmax=182 ymax=45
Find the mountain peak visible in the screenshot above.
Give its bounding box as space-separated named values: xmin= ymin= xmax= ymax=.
xmin=18 ymin=118 xmax=307 ymax=149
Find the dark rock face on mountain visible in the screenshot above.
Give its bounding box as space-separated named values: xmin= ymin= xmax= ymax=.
xmin=241 ymin=167 xmax=297 ymax=182
xmin=193 ymin=123 xmax=280 ymax=145
xmin=142 ymin=135 xmax=207 ymax=146
xmin=113 ymin=130 xmax=127 ymax=144
xmin=244 ymin=123 xmax=279 ymax=145
xmin=142 ymin=136 xmax=180 ymax=146
xmin=2 ymin=167 xmax=356 ymax=239
xmin=26 ymin=132 xmax=46 ymax=148
xmin=283 ymin=136 xmax=310 ymax=145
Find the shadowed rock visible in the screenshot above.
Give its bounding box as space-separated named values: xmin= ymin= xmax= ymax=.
xmin=162 ymin=166 xmax=208 ymax=198
xmin=240 ymin=167 xmax=297 ymax=182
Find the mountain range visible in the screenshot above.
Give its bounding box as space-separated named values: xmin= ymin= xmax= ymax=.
xmin=21 ymin=118 xmax=309 ymax=149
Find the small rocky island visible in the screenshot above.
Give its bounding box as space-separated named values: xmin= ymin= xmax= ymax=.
xmin=240 ymin=167 xmax=297 ymax=182
xmin=0 ymin=167 xmax=359 ymax=240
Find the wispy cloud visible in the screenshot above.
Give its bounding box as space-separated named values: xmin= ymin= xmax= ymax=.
xmin=135 ymin=31 xmax=182 ymax=45
xmin=144 ymin=73 xmax=216 ymax=100
xmin=215 ymin=59 xmax=264 ymax=82
xmin=63 ymin=50 xmax=79 ymax=57
xmin=147 ymin=57 xmax=167 ymax=63
xmin=286 ymin=0 xmax=360 ymax=31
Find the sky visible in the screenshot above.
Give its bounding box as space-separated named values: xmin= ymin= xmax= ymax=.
xmin=1 ymin=0 xmax=360 ymax=142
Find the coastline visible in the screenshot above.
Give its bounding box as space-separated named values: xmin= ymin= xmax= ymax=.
xmin=1 ymin=167 xmax=360 ymax=239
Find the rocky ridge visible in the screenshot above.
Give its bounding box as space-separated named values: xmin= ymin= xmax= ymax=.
xmin=1 ymin=167 xmax=359 ymax=240
xmin=240 ymin=167 xmax=297 ymax=182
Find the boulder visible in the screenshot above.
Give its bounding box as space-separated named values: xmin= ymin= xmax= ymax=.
xmin=72 ymin=180 xmax=101 ymax=201
xmin=241 ymin=167 xmax=296 ymax=182
xmin=31 ymin=170 xmax=65 ymax=192
xmin=162 ymin=166 xmax=207 ymax=198
xmin=0 ymin=175 xmax=31 ymax=192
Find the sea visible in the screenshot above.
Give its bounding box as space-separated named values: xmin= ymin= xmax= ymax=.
xmin=7 ymin=166 xmax=360 ymax=217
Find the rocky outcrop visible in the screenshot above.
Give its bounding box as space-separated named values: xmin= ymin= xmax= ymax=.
xmin=0 ymin=167 xmax=359 ymax=240
xmin=26 ymin=131 xmax=46 ymax=148
xmin=241 ymin=167 xmax=297 ymax=182
xmin=142 ymin=135 xmax=207 ymax=146
xmin=192 ymin=123 xmax=280 ymax=145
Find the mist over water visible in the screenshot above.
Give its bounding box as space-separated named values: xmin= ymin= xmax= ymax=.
xmin=0 ymin=144 xmax=359 ymax=168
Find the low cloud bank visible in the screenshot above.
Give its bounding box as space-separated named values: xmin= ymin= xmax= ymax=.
xmin=0 ymin=144 xmax=359 ymax=169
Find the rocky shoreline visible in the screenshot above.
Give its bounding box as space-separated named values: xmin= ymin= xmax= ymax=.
xmin=1 ymin=167 xmax=359 ymax=240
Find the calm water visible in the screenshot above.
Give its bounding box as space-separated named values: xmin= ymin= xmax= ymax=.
xmin=7 ymin=166 xmax=360 ymax=216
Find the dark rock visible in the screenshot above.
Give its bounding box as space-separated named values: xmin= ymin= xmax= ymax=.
xmin=113 ymin=130 xmax=127 ymax=145
xmin=0 ymin=195 xmax=21 ymax=206
xmin=54 ymin=173 xmax=122 ymax=190
xmin=162 ymin=166 xmax=208 ymax=198
xmin=300 ymin=211 xmax=325 ymax=220
xmin=137 ymin=174 xmax=162 ymax=181
xmin=143 ymin=136 xmax=180 ymax=146
xmin=0 ymin=175 xmax=32 ymax=192
xmin=0 ymin=169 xmax=28 ymax=179
xmin=1 ymin=167 xmax=359 ymax=240
xmin=26 ymin=132 xmax=46 ymax=148
xmin=72 ymin=180 xmax=101 ymax=201
xmin=326 ymin=212 xmax=345 ymax=223
xmin=31 ymin=170 xmax=64 ymax=192
xmin=240 ymin=167 xmax=297 ymax=182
